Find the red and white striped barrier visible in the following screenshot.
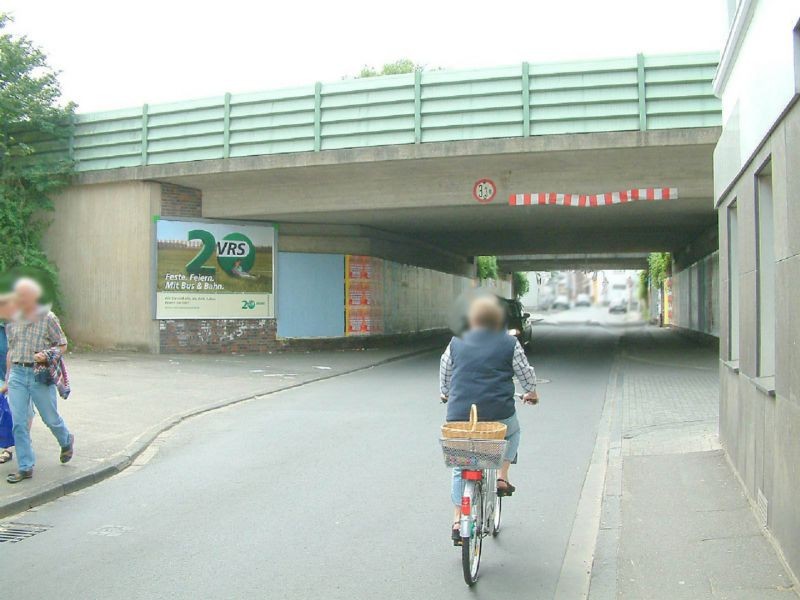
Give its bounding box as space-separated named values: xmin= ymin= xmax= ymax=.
xmin=508 ymin=187 xmax=678 ymax=207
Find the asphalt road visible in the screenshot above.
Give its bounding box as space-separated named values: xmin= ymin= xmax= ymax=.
xmin=1 ymin=321 xmax=618 ymax=599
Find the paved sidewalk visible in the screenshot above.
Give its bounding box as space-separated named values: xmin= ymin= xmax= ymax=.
xmin=589 ymin=326 xmax=797 ymax=599
xmin=0 ymin=342 xmax=439 ymax=517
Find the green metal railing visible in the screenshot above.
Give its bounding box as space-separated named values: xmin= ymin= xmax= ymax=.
xmin=66 ymin=52 xmax=721 ymax=173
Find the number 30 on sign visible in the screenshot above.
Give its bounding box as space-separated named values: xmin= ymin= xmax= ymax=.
xmin=473 ymin=178 xmax=497 ymax=203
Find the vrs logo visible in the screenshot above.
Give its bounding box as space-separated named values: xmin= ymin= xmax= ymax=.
xmin=185 ymin=229 xmax=256 ymax=276
xmin=216 ymin=240 xmax=250 ymax=258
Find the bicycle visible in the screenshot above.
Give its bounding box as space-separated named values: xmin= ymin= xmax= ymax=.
xmin=440 ymin=435 xmax=507 ymax=585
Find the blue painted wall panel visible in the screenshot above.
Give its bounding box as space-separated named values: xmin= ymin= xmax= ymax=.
xmin=277 ymin=252 xmax=344 ymax=338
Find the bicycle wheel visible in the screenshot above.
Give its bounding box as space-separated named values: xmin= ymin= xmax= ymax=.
xmin=492 ymin=496 xmax=502 ymax=536
xmin=461 ymin=481 xmax=483 ymax=586
xmin=485 ymin=470 xmax=502 ymax=536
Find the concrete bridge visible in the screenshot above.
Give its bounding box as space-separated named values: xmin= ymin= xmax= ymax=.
xmin=46 ymin=52 xmax=722 ymax=351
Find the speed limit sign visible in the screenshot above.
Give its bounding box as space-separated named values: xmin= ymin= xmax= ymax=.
xmin=473 ymin=178 xmax=497 ymax=203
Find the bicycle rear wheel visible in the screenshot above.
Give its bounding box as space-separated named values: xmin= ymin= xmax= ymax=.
xmin=461 ymin=481 xmax=483 ymax=586
xmin=492 ymin=496 xmax=502 ymax=536
xmin=485 ymin=471 xmax=502 ymax=536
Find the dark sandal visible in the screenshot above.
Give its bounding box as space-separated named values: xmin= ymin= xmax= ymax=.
xmin=60 ymin=434 xmax=74 ymax=464
xmin=0 ymin=449 xmax=12 ymax=464
xmin=497 ymin=478 xmax=516 ymax=497
xmin=7 ymin=470 xmax=33 ymax=484
xmin=452 ymin=522 xmax=463 ymax=546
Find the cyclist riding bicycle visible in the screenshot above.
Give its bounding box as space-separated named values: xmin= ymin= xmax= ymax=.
xmin=440 ymin=295 xmax=539 ymax=544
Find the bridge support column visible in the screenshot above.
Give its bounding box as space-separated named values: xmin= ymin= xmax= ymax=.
xmin=44 ymin=181 xmax=161 ymax=352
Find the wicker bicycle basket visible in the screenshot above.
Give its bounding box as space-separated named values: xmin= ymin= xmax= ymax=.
xmin=441 ymin=404 xmax=507 ymax=440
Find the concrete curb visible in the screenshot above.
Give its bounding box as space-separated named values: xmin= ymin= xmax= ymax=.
xmin=0 ymin=345 xmax=438 ymax=520
xmin=554 ymin=348 xmax=620 ymax=600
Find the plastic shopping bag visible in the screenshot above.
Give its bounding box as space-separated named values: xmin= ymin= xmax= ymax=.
xmin=0 ymin=393 xmax=14 ymax=448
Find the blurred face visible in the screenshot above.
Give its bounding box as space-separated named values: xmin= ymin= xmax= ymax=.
xmin=14 ymin=284 xmax=39 ymax=313
xmin=467 ymin=298 xmax=504 ymax=331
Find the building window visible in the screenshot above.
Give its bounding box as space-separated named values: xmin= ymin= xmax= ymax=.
xmin=727 ymin=201 xmax=739 ymax=361
xmin=756 ymin=162 xmax=775 ymax=377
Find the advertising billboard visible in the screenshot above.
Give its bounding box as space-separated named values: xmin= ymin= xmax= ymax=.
xmin=155 ymin=219 xmax=275 ymax=319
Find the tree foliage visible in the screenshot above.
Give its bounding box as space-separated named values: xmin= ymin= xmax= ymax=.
xmin=638 ymin=269 xmax=649 ymax=303
xmin=512 ymin=272 xmax=530 ymax=299
xmin=0 ymin=13 xmax=74 ymax=305
xmin=355 ymin=58 xmax=422 ymax=78
xmin=476 ymin=256 xmax=498 ymax=281
xmin=647 ymin=252 xmax=671 ymax=288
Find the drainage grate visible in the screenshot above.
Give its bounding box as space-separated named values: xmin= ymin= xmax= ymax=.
xmin=0 ymin=522 xmax=51 ymax=543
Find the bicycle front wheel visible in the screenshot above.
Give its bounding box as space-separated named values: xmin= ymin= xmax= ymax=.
xmin=462 ymin=481 xmax=483 ymax=586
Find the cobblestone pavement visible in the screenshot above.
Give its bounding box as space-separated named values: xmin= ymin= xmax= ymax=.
xmin=618 ymin=328 xmax=720 ymax=456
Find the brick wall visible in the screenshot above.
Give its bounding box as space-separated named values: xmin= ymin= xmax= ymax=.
xmin=160 ymin=183 xmax=202 ymax=218
xmin=160 ymin=319 xmax=279 ymax=353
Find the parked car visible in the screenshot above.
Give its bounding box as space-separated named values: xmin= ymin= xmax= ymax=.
xmin=608 ymin=298 xmax=628 ymax=314
xmin=575 ymin=293 xmax=591 ymax=307
xmin=551 ymin=295 xmax=571 ymax=310
xmin=537 ymin=293 xmax=554 ymax=311
xmin=498 ymin=297 xmax=533 ymax=347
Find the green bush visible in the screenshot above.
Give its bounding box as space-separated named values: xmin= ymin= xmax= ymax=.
xmin=648 ymin=252 xmax=671 ymax=288
xmin=476 ymin=256 xmax=499 ymax=281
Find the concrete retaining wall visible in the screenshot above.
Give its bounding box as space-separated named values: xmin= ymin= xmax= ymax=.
xmin=44 ymin=181 xmax=161 ymax=352
xmin=671 ymin=251 xmax=719 ymax=338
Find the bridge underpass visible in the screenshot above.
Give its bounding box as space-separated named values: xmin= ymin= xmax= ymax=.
xmin=140 ymin=126 xmax=719 ymax=311
xmin=142 ymin=127 xmax=718 ymax=261
xmin=76 ymin=126 xmax=718 ymax=271
xmin=45 ymin=53 xmax=722 ymax=351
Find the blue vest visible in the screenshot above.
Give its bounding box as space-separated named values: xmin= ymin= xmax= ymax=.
xmin=446 ymin=329 xmax=517 ymax=422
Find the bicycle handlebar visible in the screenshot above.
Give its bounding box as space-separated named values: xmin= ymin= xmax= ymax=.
xmin=440 ymin=393 xmax=537 ymax=405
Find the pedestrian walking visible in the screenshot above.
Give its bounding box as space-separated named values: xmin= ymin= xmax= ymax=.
xmin=1 ymin=278 xmax=74 ymax=484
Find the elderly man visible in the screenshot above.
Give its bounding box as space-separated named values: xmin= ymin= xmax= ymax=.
xmin=1 ymin=278 xmax=73 ymax=484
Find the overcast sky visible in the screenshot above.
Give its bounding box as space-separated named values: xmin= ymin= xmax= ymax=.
xmin=4 ymin=0 xmax=728 ymax=113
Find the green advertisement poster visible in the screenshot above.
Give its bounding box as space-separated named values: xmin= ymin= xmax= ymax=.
xmin=155 ymin=219 xmax=275 ymax=319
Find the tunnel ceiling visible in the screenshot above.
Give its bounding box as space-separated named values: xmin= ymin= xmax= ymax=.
xmin=149 ymin=128 xmax=719 ymax=259
xmin=244 ymin=199 xmax=716 ymax=256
